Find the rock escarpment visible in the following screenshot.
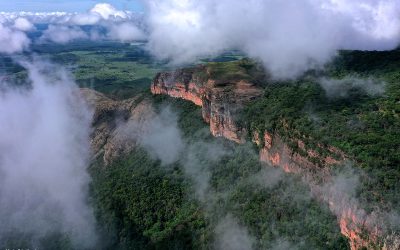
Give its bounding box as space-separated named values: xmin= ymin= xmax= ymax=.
xmin=151 ymin=67 xmax=392 ymax=250
xmin=81 ymin=88 xmax=154 ymax=166
xmin=152 ymin=67 xmax=263 ymax=143
xmin=253 ymin=130 xmax=385 ymax=250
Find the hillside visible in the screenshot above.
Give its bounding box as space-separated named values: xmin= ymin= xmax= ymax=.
xmin=82 ymin=88 xmax=348 ymax=249
xmin=151 ymin=50 xmax=400 ymax=249
xmin=1 ymin=43 xmax=397 ymax=249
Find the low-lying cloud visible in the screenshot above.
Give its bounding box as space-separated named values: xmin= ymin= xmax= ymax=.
xmin=115 ymin=106 xmax=185 ymax=166
xmin=13 ymin=17 xmax=34 ymax=31
xmin=2 ymin=1 xmax=400 ymax=78
xmin=319 ymin=77 xmax=386 ymax=98
xmin=214 ymin=214 xmax=255 ymax=250
xmin=116 ymin=107 xmax=228 ymax=193
xmin=320 ymin=164 xmax=400 ymax=247
xmin=144 ymin=0 xmax=400 ymax=78
xmin=40 ymin=25 xmax=89 ymax=44
xmin=137 ymin=107 xmax=184 ymax=165
xmin=0 ymin=23 xmax=30 ymax=54
xmin=0 ymin=60 xmax=96 ymax=248
xmin=106 ymin=22 xmax=146 ymax=42
xmin=114 ymin=106 xmax=257 ymax=247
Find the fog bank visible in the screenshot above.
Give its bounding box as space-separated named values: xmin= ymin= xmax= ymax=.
xmin=0 ymin=60 xmax=96 ymax=248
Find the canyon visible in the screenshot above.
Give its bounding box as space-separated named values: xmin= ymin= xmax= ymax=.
xmin=151 ymin=66 xmax=393 ymax=250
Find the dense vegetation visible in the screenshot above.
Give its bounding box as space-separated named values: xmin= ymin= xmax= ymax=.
xmin=89 ymin=96 xmax=348 ymax=249
xmin=0 ymin=42 xmax=245 ymax=99
xmin=240 ymin=50 xmax=400 ymax=212
xmin=4 ymin=43 xmax=398 ymax=249
xmin=192 ymin=58 xmax=267 ymax=87
xmin=90 ymin=149 xmax=209 ymax=249
xmin=36 ymin=41 xmax=166 ymax=99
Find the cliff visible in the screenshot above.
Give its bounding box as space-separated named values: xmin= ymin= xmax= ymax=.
xmin=151 ymin=66 xmax=391 ymax=249
xmin=81 ymin=88 xmax=154 ymax=166
xmin=151 ymin=66 xmax=263 ymax=143
xmin=254 ymin=130 xmax=385 ymax=250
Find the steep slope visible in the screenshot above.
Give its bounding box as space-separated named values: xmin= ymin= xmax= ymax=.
xmin=81 ymin=88 xmax=154 ymax=166
xmin=152 ymin=63 xmax=264 ymax=143
xmin=83 ymin=88 xmax=348 ymax=250
xmin=81 ymin=89 xmax=210 ymax=249
xmin=151 ymin=59 xmax=399 ymax=249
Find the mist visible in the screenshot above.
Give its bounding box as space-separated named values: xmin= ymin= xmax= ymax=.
xmin=0 ymin=60 xmax=97 ymax=248
xmin=2 ymin=1 xmax=400 ymax=78
xmin=114 ymin=105 xmax=332 ymax=249
xmin=114 ymin=106 xmax=259 ymax=248
xmin=214 ymin=214 xmax=255 ymax=250
xmin=319 ymin=164 xmax=400 ymax=248
xmin=40 ymin=25 xmax=89 ymax=44
xmin=319 ymin=77 xmax=386 ymax=98
xmin=115 ymin=106 xmax=184 ymax=165
xmin=115 ymin=106 xmax=228 ymax=198
xmin=0 ymin=23 xmax=30 ymax=54
xmin=106 ymin=22 xmax=146 ymax=42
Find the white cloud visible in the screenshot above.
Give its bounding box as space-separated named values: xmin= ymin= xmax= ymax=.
xmin=144 ymin=0 xmax=400 ymax=79
xmin=90 ymin=3 xmax=128 ymax=20
xmin=4 ymin=1 xmax=398 ymax=76
xmin=70 ymin=13 xmax=101 ymax=26
xmin=214 ymin=214 xmax=254 ymax=250
xmin=107 ymin=22 xmax=146 ymax=42
xmin=319 ymin=77 xmax=386 ymax=98
xmin=40 ymin=24 xmax=88 ymax=44
xmin=0 ymin=60 xmax=96 ymax=248
xmin=0 ymin=23 xmax=30 ymax=54
xmin=115 ymin=107 xmax=185 ymax=166
xmin=0 ymin=3 xmax=145 ymax=45
xmin=69 ymin=3 xmax=134 ymax=26
xmin=0 ymin=11 xmax=73 ymax=24
xmin=33 ymin=3 xmax=144 ymax=44
xmin=320 ymin=0 xmax=400 ymax=50
xmin=13 ymin=17 xmax=34 ymax=31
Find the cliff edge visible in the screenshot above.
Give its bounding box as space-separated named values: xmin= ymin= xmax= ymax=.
xmin=150 ymin=62 xmax=393 ymax=250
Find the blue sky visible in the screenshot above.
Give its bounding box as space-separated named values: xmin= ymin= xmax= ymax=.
xmin=0 ymin=0 xmax=144 ymax=12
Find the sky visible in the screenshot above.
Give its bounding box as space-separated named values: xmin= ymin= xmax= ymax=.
xmin=0 ymin=0 xmax=144 ymax=12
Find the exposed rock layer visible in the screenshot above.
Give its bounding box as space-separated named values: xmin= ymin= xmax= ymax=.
xmin=81 ymin=88 xmax=154 ymax=166
xmin=152 ymin=69 xmax=263 ymax=143
xmin=151 ymin=67 xmax=389 ymax=249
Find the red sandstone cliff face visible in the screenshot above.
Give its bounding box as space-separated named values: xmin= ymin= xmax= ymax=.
xmin=254 ymin=130 xmax=385 ymax=249
xmin=152 ymin=69 xmax=262 ymax=143
xmin=151 ymin=68 xmax=392 ymax=249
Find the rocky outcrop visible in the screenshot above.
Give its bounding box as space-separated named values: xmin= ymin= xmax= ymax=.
xmin=151 ymin=68 xmax=263 ymax=143
xmin=151 ymin=67 xmax=390 ymax=249
xmin=81 ymin=88 xmax=154 ymax=166
xmin=254 ymin=130 xmax=385 ymax=250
